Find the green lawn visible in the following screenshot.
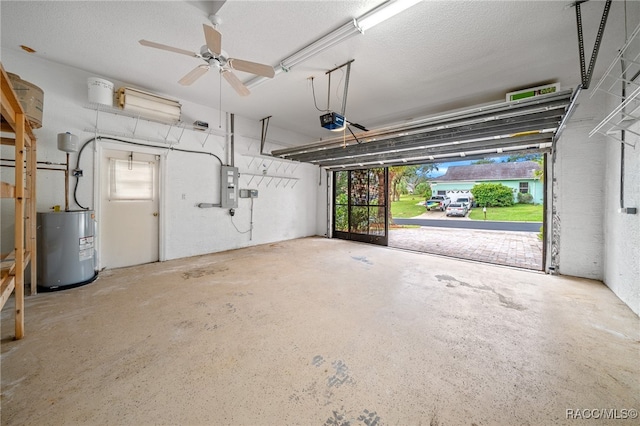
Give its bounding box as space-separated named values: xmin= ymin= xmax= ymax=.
xmin=468 ymin=204 xmax=543 ymax=222
xmin=391 ymin=196 xmax=543 ymax=222
xmin=390 ymin=195 xmax=426 ymax=218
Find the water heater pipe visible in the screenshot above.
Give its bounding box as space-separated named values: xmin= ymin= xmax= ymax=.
xmin=65 ymin=153 xmax=70 ymax=211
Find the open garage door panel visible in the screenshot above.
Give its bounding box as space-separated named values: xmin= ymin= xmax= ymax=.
xmin=273 ymin=90 xmax=574 ymax=169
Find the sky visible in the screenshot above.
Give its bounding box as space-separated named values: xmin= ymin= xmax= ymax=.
xmin=428 ymin=160 xmax=473 ymax=178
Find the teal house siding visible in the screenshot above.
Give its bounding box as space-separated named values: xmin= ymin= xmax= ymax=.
xmin=430 ymin=162 xmax=544 ymax=204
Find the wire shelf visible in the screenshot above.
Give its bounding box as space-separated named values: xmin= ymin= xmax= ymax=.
xmin=590 ymin=22 xmax=640 ymax=147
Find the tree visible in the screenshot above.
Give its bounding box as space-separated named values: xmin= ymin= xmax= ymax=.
xmin=533 ymin=155 xmax=544 ymax=182
xmin=473 ymin=158 xmax=496 ymax=164
xmin=414 ymin=182 xmax=432 ymax=199
xmin=471 ymin=183 xmax=514 ymax=207
xmin=505 ymin=153 xmax=543 ymax=163
xmin=389 ymin=166 xmax=415 ymax=202
xmin=416 ymin=163 xmax=439 ymax=178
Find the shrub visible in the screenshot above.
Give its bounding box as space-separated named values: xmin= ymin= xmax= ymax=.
xmin=414 ymin=182 xmax=431 ymax=199
xmin=517 ymin=192 xmax=534 ymax=204
xmin=471 ymin=183 xmax=514 ymax=207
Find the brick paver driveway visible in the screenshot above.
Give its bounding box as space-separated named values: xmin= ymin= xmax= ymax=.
xmin=388 ymin=226 xmax=543 ymax=270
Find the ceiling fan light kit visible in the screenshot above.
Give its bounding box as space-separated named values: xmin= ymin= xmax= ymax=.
xmin=139 ymin=22 xmax=275 ymax=96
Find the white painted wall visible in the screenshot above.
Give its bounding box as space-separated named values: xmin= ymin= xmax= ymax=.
xmin=555 ymin=89 xmax=608 ymax=280
xmin=1 ymin=49 xmax=323 ymax=266
xmin=602 ymin=4 xmax=640 ymax=317
xmin=603 ymin=97 xmax=640 ymax=316
xmin=555 ymin=5 xmax=640 ymax=315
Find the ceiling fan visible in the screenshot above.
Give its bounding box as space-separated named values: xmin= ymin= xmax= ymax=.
xmin=138 ymin=19 xmax=275 ymax=96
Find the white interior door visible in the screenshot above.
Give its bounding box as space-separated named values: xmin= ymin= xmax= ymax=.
xmin=100 ymin=148 xmax=159 ymax=269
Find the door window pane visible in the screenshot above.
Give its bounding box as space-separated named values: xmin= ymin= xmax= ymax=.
xmin=109 ymin=158 xmax=154 ymax=200
xmin=350 ymin=206 xmax=370 ymax=234
xmin=335 ymin=205 xmax=348 ymax=232
xmin=368 ymin=168 xmax=385 ymax=206
xmin=335 ymin=171 xmax=348 ymax=205
xmin=351 ymin=170 xmax=369 ymax=205
xmin=369 ymin=206 xmax=386 ymax=235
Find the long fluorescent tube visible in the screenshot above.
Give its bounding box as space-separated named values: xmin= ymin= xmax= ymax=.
xmin=246 ymin=0 xmax=421 ymax=89
xmin=282 ymin=19 xmax=362 ymax=71
xmin=357 ymin=0 xmax=423 ymax=32
xmin=246 ymin=19 xmax=361 ymax=89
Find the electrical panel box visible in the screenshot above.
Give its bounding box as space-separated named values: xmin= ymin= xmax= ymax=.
xmin=239 ymin=189 xmax=259 ymax=198
xmin=220 ymin=166 xmax=238 ymax=208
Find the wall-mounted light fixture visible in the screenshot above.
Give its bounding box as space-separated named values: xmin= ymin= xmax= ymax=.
xmin=245 ymin=0 xmax=421 ymax=89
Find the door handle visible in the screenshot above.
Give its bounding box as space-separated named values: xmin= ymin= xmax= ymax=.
xmin=153 ymin=212 xmax=159 ymax=217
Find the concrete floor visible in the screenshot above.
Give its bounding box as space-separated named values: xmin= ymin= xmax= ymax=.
xmin=2 ymin=237 xmax=639 ymax=425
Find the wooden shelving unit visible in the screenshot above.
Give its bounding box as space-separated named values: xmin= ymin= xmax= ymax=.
xmin=1 ymin=62 xmax=37 ymax=340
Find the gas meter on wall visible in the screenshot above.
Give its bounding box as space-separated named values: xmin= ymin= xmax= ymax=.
xmin=220 ymin=166 xmax=238 ymax=208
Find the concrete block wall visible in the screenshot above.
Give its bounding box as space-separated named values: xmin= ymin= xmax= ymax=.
xmin=1 ymin=49 xmax=323 ymax=265
xmin=554 ymin=89 xmax=608 ymax=280
xmin=603 ymin=99 xmax=640 ymax=316
xmin=554 ymin=6 xmax=640 ymax=315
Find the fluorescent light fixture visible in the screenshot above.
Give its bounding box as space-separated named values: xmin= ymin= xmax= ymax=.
xmin=246 ymin=0 xmax=421 ymax=89
xmin=282 ymin=20 xmax=361 ymax=71
xmin=246 ymin=20 xmax=361 ymax=89
xmin=357 ymin=0 xmax=422 ymax=32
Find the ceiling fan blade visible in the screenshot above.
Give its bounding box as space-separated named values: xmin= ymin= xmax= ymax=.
xmin=228 ymin=58 xmax=275 ymax=78
xmin=203 ymin=24 xmax=222 ymax=55
xmin=179 ymin=65 xmax=210 ymax=86
xmin=222 ymin=70 xmax=250 ymax=96
xmin=139 ymin=39 xmax=198 ymax=57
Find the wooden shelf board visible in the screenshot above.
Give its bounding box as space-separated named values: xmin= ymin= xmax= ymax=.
xmin=1 ymin=181 xmax=15 ymax=198
xmin=0 ymin=275 xmax=16 ymax=311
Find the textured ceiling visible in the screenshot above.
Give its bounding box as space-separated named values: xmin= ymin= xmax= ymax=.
xmin=0 ymin=1 xmax=633 ymax=146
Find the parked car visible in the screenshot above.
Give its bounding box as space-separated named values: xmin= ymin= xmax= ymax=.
xmin=426 ymin=195 xmax=451 ymax=211
xmin=445 ymin=202 xmax=468 ymax=217
xmin=455 ymin=197 xmax=472 ymax=209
